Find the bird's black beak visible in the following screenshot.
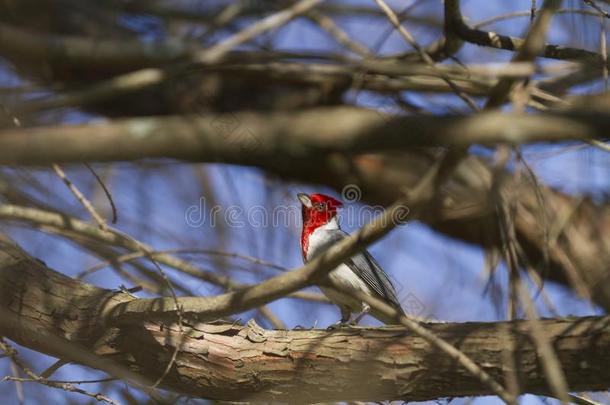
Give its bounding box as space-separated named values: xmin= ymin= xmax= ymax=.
xmin=297 ymin=193 xmax=312 ymax=208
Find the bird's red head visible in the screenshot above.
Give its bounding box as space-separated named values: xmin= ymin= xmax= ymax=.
xmin=297 ymin=193 xmax=343 ymax=258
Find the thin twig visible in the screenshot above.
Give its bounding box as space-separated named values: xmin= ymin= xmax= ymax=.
xmin=584 ymin=0 xmax=610 ymax=19
xmin=84 ymin=163 xmax=118 ymax=224
xmin=516 ymin=280 xmax=571 ymax=404
xmin=588 ymin=139 xmax=610 ymax=151
xmin=108 ymin=228 xmax=185 ymax=389
xmin=9 ymin=358 xmax=24 ymax=404
xmin=568 ymin=393 xmax=607 ymax=405
xmin=194 ymin=0 xmax=325 ymax=64
xmin=496 ymin=168 xmax=571 ymax=404
xmin=9 ymin=377 xmax=116 ymax=385
xmin=306 ymin=10 xmax=372 ymax=57
xmin=474 ymin=9 xmax=610 ymax=29
xmin=52 ymin=164 xmax=109 ymax=231
xmin=373 ymin=0 xmax=478 ymax=111
xmin=0 ymin=338 xmax=121 ymax=405
xmin=77 ymin=248 xmax=289 ymax=280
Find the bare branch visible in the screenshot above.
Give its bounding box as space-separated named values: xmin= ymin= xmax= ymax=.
xmin=0 ymin=338 xmax=120 ymax=405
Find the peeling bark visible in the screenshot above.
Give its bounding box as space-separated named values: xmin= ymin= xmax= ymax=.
xmin=1 ymin=234 xmax=609 ymax=402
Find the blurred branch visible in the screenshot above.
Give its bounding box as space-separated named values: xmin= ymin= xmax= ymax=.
xmin=0 ymin=0 xmax=604 ymax=118
xmin=0 ymin=108 xmax=608 ymax=166
xmin=1 ymin=0 xmax=326 ymax=118
xmin=108 ymin=1 xmax=440 ymax=25
xmin=588 ymin=139 xmax=610 ymax=151
xmin=192 ymin=0 xmax=324 ymax=65
xmin=0 ymin=0 xmax=324 ymax=68
xmin=485 ymin=0 xmax=561 ymax=108
xmin=0 ymin=22 xmax=188 ymax=68
xmin=14 ymin=61 xmax=542 ymax=115
xmin=373 ymin=0 xmax=478 ymax=110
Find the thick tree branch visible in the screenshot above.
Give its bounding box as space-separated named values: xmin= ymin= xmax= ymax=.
xmin=0 ymin=22 xmax=188 ymax=68
xmin=1 ymin=234 xmax=609 ymax=402
xmin=0 ymin=107 xmax=607 ymax=167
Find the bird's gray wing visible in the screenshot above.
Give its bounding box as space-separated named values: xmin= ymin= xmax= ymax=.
xmin=346 ymin=250 xmax=404 ymax=311
xmin=315 ymin=229 xmax=404 ymax=311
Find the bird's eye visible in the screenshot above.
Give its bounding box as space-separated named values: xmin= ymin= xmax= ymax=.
xmin=313 ymin=202 xmax=325 ymax=211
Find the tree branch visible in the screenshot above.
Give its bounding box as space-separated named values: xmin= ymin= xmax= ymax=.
xmin=1 ymin=233 xmax=609 ymax=402
xmin=0 ymin=107 xmax=608 ymax=167
xmin=447 ymin=0 xmax=606 ymax=66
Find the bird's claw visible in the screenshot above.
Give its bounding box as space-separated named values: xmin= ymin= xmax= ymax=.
xmin=326 ymin=321 xmax=351 ymax=330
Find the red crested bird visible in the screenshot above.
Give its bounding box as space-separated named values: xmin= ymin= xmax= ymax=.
xmin=297 ymin=192 xmax=405 ymax=325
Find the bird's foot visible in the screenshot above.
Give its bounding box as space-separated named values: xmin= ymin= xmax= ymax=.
xmin=326 ymin=320 xmax=351 ymax=330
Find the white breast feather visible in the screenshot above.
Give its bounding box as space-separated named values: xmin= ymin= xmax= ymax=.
xmin=305 ymin=217 xmax=340 ymax=261
xmin=306 ymin=218 xmax=372 ymax=312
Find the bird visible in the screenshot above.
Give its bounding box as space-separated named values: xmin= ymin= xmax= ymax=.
xmin=297 ymin=192 xmax=405 ymax=326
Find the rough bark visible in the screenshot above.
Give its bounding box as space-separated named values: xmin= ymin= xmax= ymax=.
xmin=1 ymin=234 xmax=610 ymax=403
